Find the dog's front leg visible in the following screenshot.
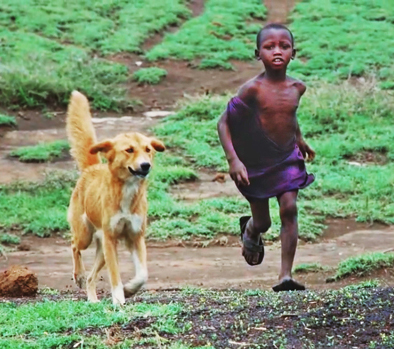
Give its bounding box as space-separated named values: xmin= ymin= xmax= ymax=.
xmin=124 ymin=235 xmax=148 ymax=297
xmin=102 ymin=230 xmax=125 ymax=305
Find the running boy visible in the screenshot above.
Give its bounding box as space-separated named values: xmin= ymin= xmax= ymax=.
xmin=217 ymin=23 xmax=315 ymax=291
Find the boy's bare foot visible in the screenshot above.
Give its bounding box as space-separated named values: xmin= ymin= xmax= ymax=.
xmin=240 ymin=216 xmax=264 ymax=266
xmin=272 ymin=277 xmax=305 ymax=292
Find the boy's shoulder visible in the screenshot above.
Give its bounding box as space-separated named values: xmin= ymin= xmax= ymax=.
xmin=287 ymin=76 xmax=306 ymax=95
xmin=236 ymin=76 xmax=262 ymax=103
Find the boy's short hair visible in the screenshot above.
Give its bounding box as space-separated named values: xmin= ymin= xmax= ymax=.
xmin=256 ymin=23 xmax=294 ymax=49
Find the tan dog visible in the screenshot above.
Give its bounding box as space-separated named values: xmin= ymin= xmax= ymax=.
xmin=66 ymin=91 xmax=165 ymax=304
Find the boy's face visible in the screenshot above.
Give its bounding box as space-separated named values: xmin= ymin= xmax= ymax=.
xmin=255 ymin=28 xmax=295 ymax=70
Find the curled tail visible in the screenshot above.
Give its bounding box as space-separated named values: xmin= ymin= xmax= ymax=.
xmin=66 ymin=91 xmax=101 ymax=171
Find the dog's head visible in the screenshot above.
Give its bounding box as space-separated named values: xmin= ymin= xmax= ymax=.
xmin=90 ymin=132 xmax=165 ymax=180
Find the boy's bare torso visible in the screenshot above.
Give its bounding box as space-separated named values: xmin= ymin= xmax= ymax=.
xmin=239 ymin=74 xmax=305 ymax=148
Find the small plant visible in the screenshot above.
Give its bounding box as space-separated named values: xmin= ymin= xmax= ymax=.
xmin=0 ymin=233 xmax=20 ymax=245
xmin=10 ymin=140 xmax=70 ymax=162
xmin=293 ymin=262 xmax=327 ymax=274
xmin=0 ymin=114 xmax=17 ymax=126
xmin=132 ymin=67 xmax=168 ymax=85
xmin=39 ymin=287 xmax=60 ymax=295
xmin=199 ymin=58 xmax=234 ymax=70
xmin=343 ymin=279 xmax=380 ymax=290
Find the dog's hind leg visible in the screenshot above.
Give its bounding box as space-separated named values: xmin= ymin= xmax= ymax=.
xmin=70 ymin=215 xmax=94 ymax=289
xmin=86 ymin=231 xmax=106 ymax=303
xmin=124 ymin=236 xmax=148 ymax=298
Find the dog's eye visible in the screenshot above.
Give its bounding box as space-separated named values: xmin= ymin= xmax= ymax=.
xmin=146 ymin=147 xmax=151 ymax=153
xmin=126 ymin=148 xmax=134 ymax=153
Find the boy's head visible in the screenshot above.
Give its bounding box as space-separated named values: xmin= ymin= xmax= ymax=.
xmin=255 ymin=23 xmax=296 ymax=70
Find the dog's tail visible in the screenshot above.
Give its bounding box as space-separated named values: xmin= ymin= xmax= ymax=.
xmin=66 ymin=91 xmax=100 ymax=171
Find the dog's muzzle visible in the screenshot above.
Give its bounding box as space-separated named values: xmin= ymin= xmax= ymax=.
xmin=128 ymin=162 xmax=151 ymax=178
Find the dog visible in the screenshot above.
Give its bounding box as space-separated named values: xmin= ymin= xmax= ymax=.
xmin=66 ymin=91 xmax=165 ymax=304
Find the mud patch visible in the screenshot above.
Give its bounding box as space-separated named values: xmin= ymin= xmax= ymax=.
xmin=0 ymin=265 xmax=38 ymax=297
xmin=344 ymin=150 xmax=388 ymax=166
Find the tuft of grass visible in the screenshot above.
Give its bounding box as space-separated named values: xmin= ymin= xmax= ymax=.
xmin=332 ymin=252 xmax=394 ymax=281
xmin=146 ymin=0 xmax=266 ymax=64
xmin=343 ymin=279 xmax=380 ymax=291
xmin=0 ymin=114 xmax=17 ymax=126
xmin=132 ymin=67 xmax=168 ymax=85
xmin=293 ymin=262 xmax=327 ymax=274
xmin=10 ymin=140 xmax=70 ymax=162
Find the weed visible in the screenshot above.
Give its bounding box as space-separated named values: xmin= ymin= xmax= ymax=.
xmin=10 ymin=140 xmax=70 ymax=162
xmin=0 ymin=233 xmax=20 ymax=245
xmin=132 ymin=67 xmax=168 ymax=85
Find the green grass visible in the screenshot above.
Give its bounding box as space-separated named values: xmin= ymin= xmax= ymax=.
xmin=0 ymin=233 xmax=20 ymax=245
xmin=0 ymin=0 xmax=190 ymax=54
xmin=0 ymin=114 xmax=17 ymax=126
xmin=293 ymin=262 xmax=327 ymax=274
xmin=289 ymin=0 xmax=394 ymax=85
xmin=133 ymin=67 xmax=168 ymax=85
xmin=10 ymin=140 xmax=70 ymax=162
xmin=332 ymin=252 xmax=394 ymax=281
xmin=146 ymin=0 xmax=266 ymax=69
xmin=0 ymin=0 xmax=190 ymax=110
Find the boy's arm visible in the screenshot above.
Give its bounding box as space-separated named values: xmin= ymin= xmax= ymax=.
xmin=295 ymin=80 xmax=315 ymax=161
xmin=217 ymin=82 xmax=256 ymax=186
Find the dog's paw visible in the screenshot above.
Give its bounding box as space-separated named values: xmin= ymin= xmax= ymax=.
xmin=112 ymin=284 xmax=125 ymax=305
xmin=124 ymin=278 xmax=145 ymax=298
xmin=74 ymin=274 xmax=86 ymax=289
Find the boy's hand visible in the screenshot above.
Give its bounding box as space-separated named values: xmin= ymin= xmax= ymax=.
xmin=298 ymin=140 xmax=316 ymax=162
xmin=229 ymin=158 xmax=250 ymax=186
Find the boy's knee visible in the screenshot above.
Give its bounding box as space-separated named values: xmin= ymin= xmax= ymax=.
xmin=280 ymin=202 xmax=297 ymax=221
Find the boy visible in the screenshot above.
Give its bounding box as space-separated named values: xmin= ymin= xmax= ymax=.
xmin=217 ymin=23 xmax=315 ymax=291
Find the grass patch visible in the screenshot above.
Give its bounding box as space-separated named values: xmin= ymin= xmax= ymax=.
xmin=293 ymin=262 xmax=327 ymax=274
xmin=289 ymin=0 xmax=394 ymax=84
xmin=0 ymin=0 xmax=190 ymax=109
xmin=132 ymin=67 xmax=168 ymax=85
xmin=0 ymin=233 xmax=20 ymax=245
xmin=332 ymin=252 xmax=394 ymax=281
xmin=343 ymin=279 xmax=380 ymax=291
xmin=10 ymin=140 xmax=70 ymax=162
xmin=146 ymin=0 xmax=266 ymax=68
xmin=0 ymin=0 xmax=190 ymax=55
xmin=0 ymin=114 xmax=17 ymax=126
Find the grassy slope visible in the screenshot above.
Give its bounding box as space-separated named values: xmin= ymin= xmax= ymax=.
xmin=10 ymin=140 xmax=70 ymax=162
xmin=146 ymin=0 xmax=267 ymax=69
xmin=1 ymin=287 xmax=394 ymax=348
xmin=0 ymin=0 xmax=190 ymax=109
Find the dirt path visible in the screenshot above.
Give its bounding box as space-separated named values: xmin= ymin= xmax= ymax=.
xmin=2 ymin=221 xmax=394 ymax=293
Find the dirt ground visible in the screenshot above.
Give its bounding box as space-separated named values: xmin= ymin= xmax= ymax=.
xmin=1 ymin=0 xmax=394 ymax=296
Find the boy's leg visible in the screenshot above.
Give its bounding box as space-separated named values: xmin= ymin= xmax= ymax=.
xmin=273 ymin=190 xmax=305 ymax=291
xmin=242 ymin=199 xmax=271 ymax=265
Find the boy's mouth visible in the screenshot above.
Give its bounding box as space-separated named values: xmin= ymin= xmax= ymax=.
xmin=272 ymin=58 xmax=284 ymax=63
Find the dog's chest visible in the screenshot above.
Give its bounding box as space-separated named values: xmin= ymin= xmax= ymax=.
xmin=110 ymin=179 xmax=143 ymax=235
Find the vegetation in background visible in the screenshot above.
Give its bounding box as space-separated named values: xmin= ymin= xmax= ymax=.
xmin=132 ymin=67 xmax=168 ymax=85
xmin=293 ymin=262 xmax=327 ymax=274
xmin=146 ymin=0 xmax=266 ymax=69
xmin=331 ymin=252 xmax=394 ymax=281
xmin=0 ymin=114 xmax=17 ymax=126
xmin=289 ymin=0 xmax=394 ymax=86
xmin=10 ymin=140 xmax=70 ymax=162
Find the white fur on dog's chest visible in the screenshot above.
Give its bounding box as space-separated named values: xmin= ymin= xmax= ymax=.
xmin=110 ymin=178 xmax=143 ymax=235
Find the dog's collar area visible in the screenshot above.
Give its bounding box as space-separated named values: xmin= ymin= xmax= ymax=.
xmin=128 ymin=166 xmax=149 ymax=178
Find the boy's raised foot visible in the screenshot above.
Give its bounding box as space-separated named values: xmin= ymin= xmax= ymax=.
xmin=272 ymin=277 xmax=305 ymax=292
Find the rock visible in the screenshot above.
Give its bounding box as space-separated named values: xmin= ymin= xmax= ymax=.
xmin=0 ymin=265 xmax=38 ymax=297
xmin=143 ymin=111 xmax=174 ymax=118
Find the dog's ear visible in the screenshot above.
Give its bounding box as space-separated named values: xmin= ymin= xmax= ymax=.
xmin=150 ymin=138 xmax=165 ymax=152
xmin=90 ymin=140 xmax=113 ymax=154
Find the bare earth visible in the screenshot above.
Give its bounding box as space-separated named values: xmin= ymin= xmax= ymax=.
xmin=1 ymin=0 xmax=394 ymax=295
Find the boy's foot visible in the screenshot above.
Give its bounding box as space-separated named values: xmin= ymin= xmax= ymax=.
xmin=240 ymin=216 xmax=264 ymax=266
xmin=272 ymin=277 xmax=305 ymax=292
